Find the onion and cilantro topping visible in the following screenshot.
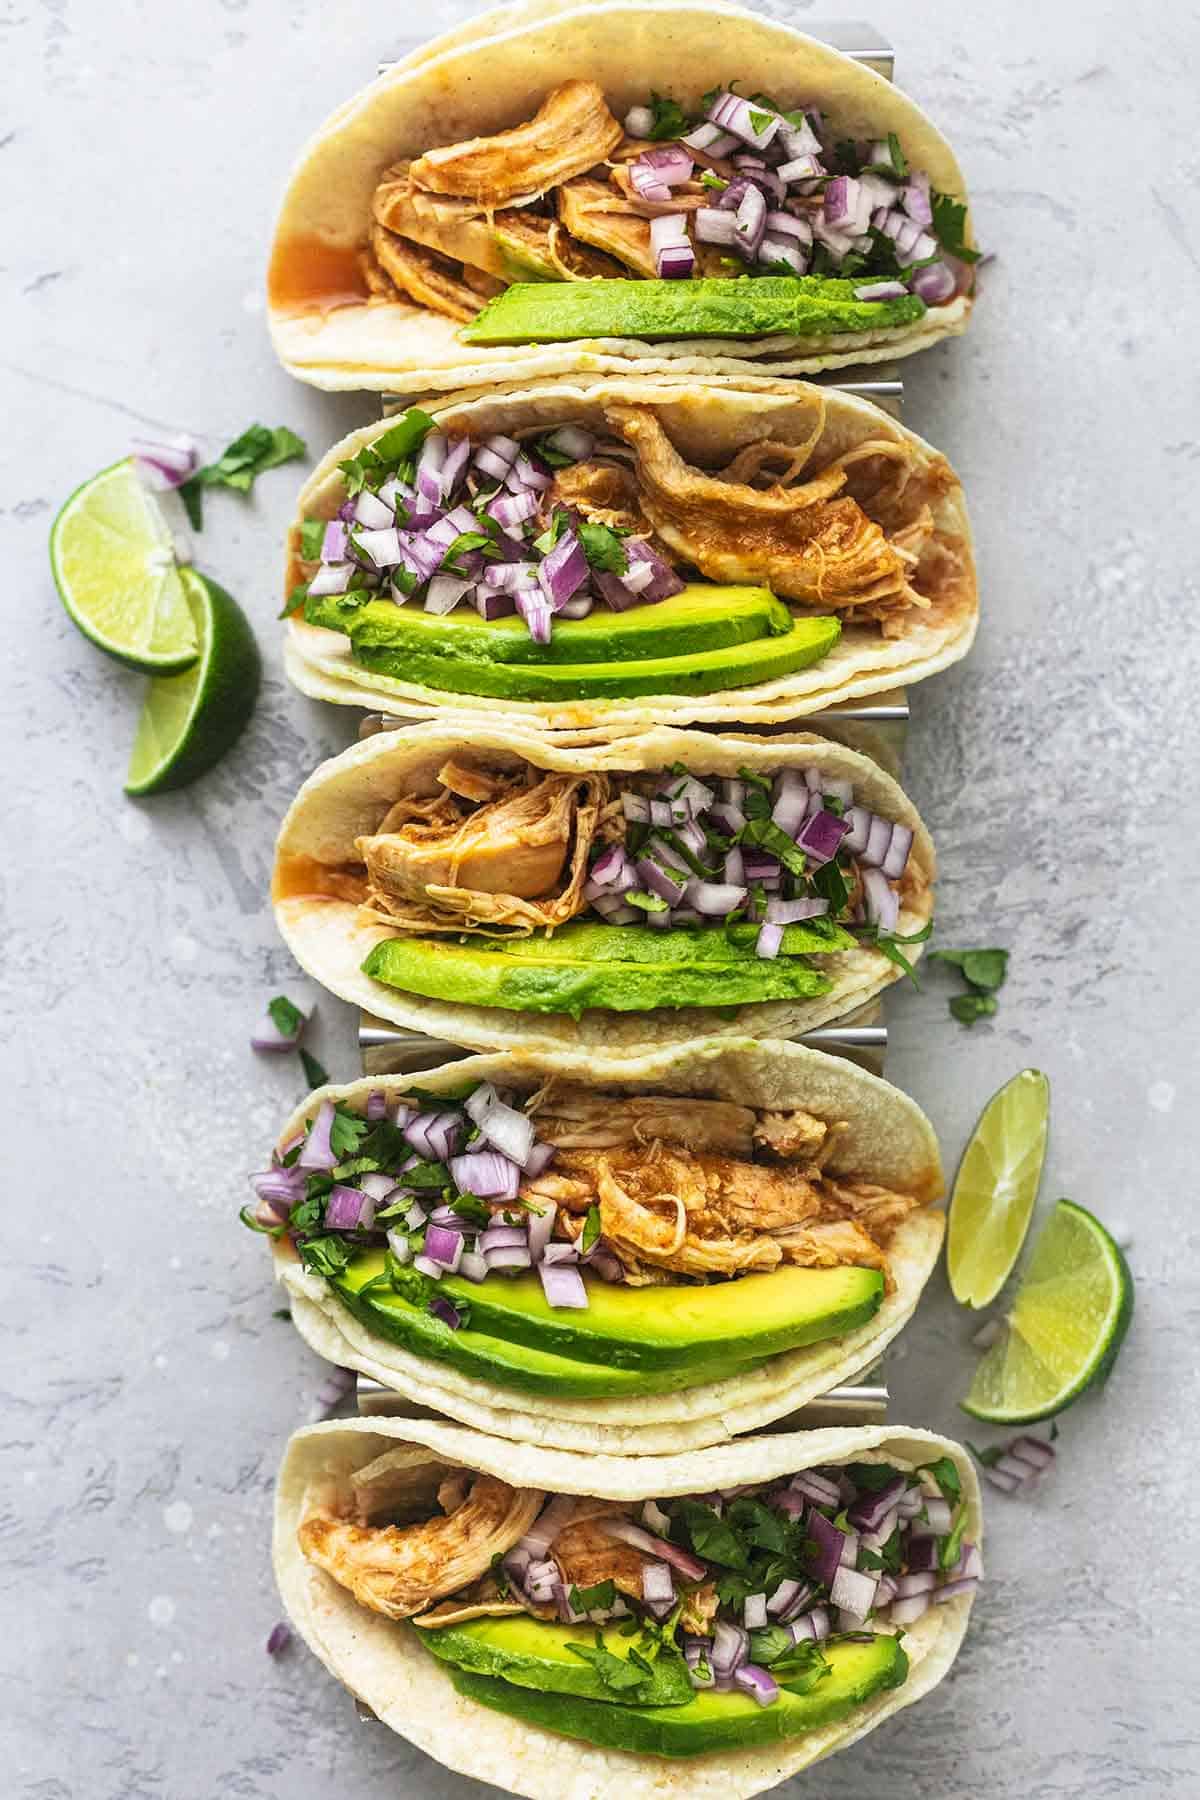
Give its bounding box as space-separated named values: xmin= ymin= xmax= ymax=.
xmin=243 ymin=1082 xmax=616 ymax=1316
xmin=490 ymin=1453 xmax=978 ymax=1705
xmin=618 ymin=85 xmax=977 ymax=298
xmin=288 ymin=408 xmax=684 ymax=641
xmin=587 ymin=761 xmax=915 ymax=947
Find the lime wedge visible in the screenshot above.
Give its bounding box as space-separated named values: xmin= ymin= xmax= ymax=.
xmin=947 ymin=1068 xmax=1049 ymax=1306
xmin=962 ymin=1199 xmax=1134 ymax=1423
xmin=51 ymin=458 xmax=198 ymax=673
xmin=125 ymin=569 xmax=260 ymax=795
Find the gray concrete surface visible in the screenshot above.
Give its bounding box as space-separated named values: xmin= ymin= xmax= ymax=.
xmin=4 ymin=1 xmax=1197 ymax=1794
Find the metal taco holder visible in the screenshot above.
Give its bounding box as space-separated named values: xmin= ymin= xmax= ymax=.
xmin=345 ymin=29 xmax=909 ymax=1581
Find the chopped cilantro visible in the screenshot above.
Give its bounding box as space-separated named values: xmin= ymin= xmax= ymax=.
xmin=699 ymin=170 xmax=728 ymax=191
xmin=886 ymin=131 xmax=908 ymax=178
xmin=843 ymin=1462 xmax=903 ymax=1493
xmin=372 ymin=407 xmax=436 ymax=464
xmin=811 ymin=854 xmax=851 ymax=917
xmin=626 ymin=890 xmax=669 ymax=913
xmin=747 ymin=1624 xmax=793 ymax=1665
xmin=532 ymin=508 xmax=570 ymax=554
xmin=748 ymin=105 xmax=774 ymax=137
xmin=858 ymin=918 xmax=934 ymax=984
xmin=739 ymin=817 xmax=808 ymax=880
xmin=489 ymin=1552 xmax=511 ymax=1599
xmin=767 ymin=1640 xmax=831 ymax=1692
xmin=932 ymin=193 xmax=980 ymax=263
xmin=858 ymin=1525 xmax=903 ymax=1574
xmin=328 ymin=1107 xmax=369 ymax=1160
xmin=727 ymin=1497 xmax=789 ymax=1555
xmin=965 ymin=1441 xmax=1004 ymax=1469
xmin=297 ymin=1234 xmax=355 ymax=1278
xmin=179 ymin=424 xmax=306 ymax=529
xmin=569 ymin=1578 xmax=617 ymax=1613
xmin=675 ymin=1500 xmax=751 ymax=1570
xmin=298 ymin=519 xmax=326 ymax=561
xmin=918 ymin=1456 xmax=963 ymax=1507
xmin=272 ymin=1307 xmax=292 ymax=1320
xmin=578 ymin=519 xmax=628 ymax=574
xmin=932 ymin=947 xmax=1009 ymax=992
xmin=581 ymin=1204 xmax=602 ymax=1256
xmin=238 ymin=1204 xmax=286 ymax=1238
xmin=737 ymin=767 xmax=773 ymax=819
xmin=450 ymin=1192 xmax=491 ymax=1228
xmin=647 ymin=91 xmax=688 ymax=140
xmin=279 ymin=581 xmax=309 ymax=619
xmin=940 ymin=1505 xmax=969 ymax=1572
xmin=566 ymin=1632 xmax=651 ymax=1695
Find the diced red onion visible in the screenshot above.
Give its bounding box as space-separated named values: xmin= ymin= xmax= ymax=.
xmin=855 ymin=279 xmax=909 ymax=302
xmin=862 ymin=867 xmax=900 ymax=933
xmin=600 ymin=1519 xmax=707 ymax=1581
xmin=428 ymin=1293 xmax=463 ymax=1330
xmin=423 ymin=1223 xmax=463 ymax=1271
xmin=895 ymin=1571 xmax=937 ymax=1599
xmin=830 ymin=1564 xmax=877 ymax=1618
xmin=541 ymin=1242 xmax=578 ymax=1267
xmin=755 ymin=922 xmax=783 ymax=959
xmin=538 ymin=529 xmax=588 ymax=608
xmin=413 ymin=1254 xmax=444 ymax=1280
xmin=685 ymin=879 xmax=747 ymax=917
xmin=508 ymin=451 xmax=552 ymax=493
xmin=353 ymin=489 xmax=394 ymax=531
xmin=683 ymin=120 xmax=739 ymax=156
xmin=449 ymin=1150 xmax=520 ymax=1201
xmin=742 ymin=1591 xmax=767 ymax=1630
xmin=488 ymin=488 xmax=540 ymax=532
xmin=906 ymin=1534 xmax=940 ymax=1573
xmin=544 ymin=425 xmax=594 ymax=462
xmin=708 ymin=91 xmax=780 ymax=151
xmin=422 ymin=574 xmax=469 ymax=615
xmin=479 ymin=1224 xmax=527 ymax=1253
xmin=265 ymin=1620 xmax=293 ymax=1656
xmin=933 ymin=1576 xmax=979 ymax=1605
xmin=642 ymin=1560 xmax=676 ymax=1616
xmin=415 ymin=432 xmax=448 ymax=504
xmin=888 ymin=1591 xmax=931 ymax=1627
xmin=527 ymin=1198 xmax=557 ymax=1264
xmin=733 ymin=182 xmax=767 ymax=257
xmin=694 ymin=206 xmax=738 ymax=248
xmin=734 ymin=1663 xmax=779 ymax=1708
xmin=776 ymin=152 xmax=823 ymax=182
xmin=921 ymin=1496 xmax=957 ymax=1535
xmin=539 ymin=1262 xmax=587 ymax=1309
xmin=710 ymin=1619 xmax=749 ymax=1676
xmin=911 ymin=260 xmax=957 ymax=305
xmin=764 ymin=897 xmax=829 ymax=925
xmin=636 ymin=856 xmax=688 ymax=907
xmin=623 ymin=103 xmax=654 ymax=138
xmin=466 ymin=1083 xmax=536 ymax=1168
xmin=307 ymin=560 xmax=354 ymax=598
xmin=324 ymin=1185 xmax=373 ymax=1231
xmin=801 ymin=1508 xmax=845 ymax=1586
xmin=558 ymin=592 xmax=594 ymax=619
xmin=298 ymin=1100 xmax=337 ymax=1171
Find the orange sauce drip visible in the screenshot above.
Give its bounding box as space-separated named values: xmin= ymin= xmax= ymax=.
xmin=272 ymin=854 xmax=367 ymax=905
xmin=268 ymin=236 xmax=370 ymax=315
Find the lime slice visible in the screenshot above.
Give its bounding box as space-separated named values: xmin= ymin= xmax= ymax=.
xmin=962 ymin=1199 xmax=1134 ymax=1423
xmin=51 ymin=459 xmax=199 ymax=673
xmin=947 ymin=1068 xmax=1049 ymax=1306
xmin=125 ymin=569 xmax=260 ymax=795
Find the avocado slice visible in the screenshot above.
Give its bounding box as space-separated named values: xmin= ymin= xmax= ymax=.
xmin=386 ymin=1255 xmax=884 ymax=1370
xmin=449 ymin=1633 xmax=909 ymax=1756
xmin=350 ymin=615 xmax=839 ymax=702
xmin=361 ymin=931 xmax=833 ymax=1018
xmin=421 ymin=1616 xmax=694 ymax=1707
xmin=305 ymin=584 xmax=791 ymax=667
xmin=461 ymin=275 xmax=927 ymax=345
xmin=478 ymin=919 xmax=857 ymax=965
xmin=331 ymin=1264 xmax=762 ymax=1398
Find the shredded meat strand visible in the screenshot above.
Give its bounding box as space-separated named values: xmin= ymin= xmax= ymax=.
xmin=409 ymin=81 xmax=624 ymax=207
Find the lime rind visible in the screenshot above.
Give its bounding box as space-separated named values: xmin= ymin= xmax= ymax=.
xmin=961 ymin=1200 xmax=1134 ymax=1423
xmin=947 ymin=1068 xmax=1050 ymax=1307
xmin=50 ymin=459 xmax=198 ymax=674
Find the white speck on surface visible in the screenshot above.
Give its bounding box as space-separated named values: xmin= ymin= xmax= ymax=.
xmin=242 ymin=287 xmax=265 ymax=313
xmin=169 ymin=933 xmax=199 ymax=964
xmin=153 ymin=1353 xmax=168 ymax=1370
xmin=163 ymin=1501 xmax=193 ymax=1534
xmin=125 ymin=1652 xmax=139 ymax=1669
xmin=148 ymin=1595 xmax=176 ymax=1627
xmin=210 ymin=1339 xmax=230 ymax=1361
xmin=117 ymin=809 xmax=151 ymax=845
xmin=1148 ymin=1080 xmax=1175 ymax=1113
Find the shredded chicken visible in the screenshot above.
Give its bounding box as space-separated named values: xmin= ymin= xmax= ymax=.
xmin=299 ymin=1472 xmax=544 ymax=1620
xmin=679 ymin=1582 xmax=721 ymax=1635
xmin=370 ymin=224 xmax=481 ymax=323
xmin=548 ymin=459 xmax=651 ymax=534
xmin=550 ymin=1500 xmax=649 ymax=1604
xmin=529 ymin=1083 xmax=757 ymax=1156
xmin=409 ymin=81 xmax=624 ymax=207
xmin=356 ymin=768 xmax=608 ymax=936
xmin=412 ymin=1572 xmax=548 ymax=1631
xmin=374 ymin=168 xmax=621 ymax=284
xmin=605 ymin=403 xmax=927 ymax=621
xmin=556 ymin=178 xmax=657 ymax=277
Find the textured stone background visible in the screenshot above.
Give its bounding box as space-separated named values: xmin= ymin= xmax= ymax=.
xmin=4 ymin=2 xmax=1197 ymax=1795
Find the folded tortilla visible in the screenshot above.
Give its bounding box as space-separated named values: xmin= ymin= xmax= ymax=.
xmin=273 ymin=1037 xmax=945 ymax=1452
xmin=274 ymin=1412 xmax=979 ymax=1795
xmin=268 ymin=1 xmax=974 ymax=394
xmin=273 ymin=721 xmax=934 ymax=1052
xmin=285 ymin=376 xmax=976 ymax=732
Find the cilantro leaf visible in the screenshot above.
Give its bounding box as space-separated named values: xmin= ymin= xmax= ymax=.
xmin=675 ymin=1500 xmax=751 ymax=1570
xmin=747 ymin=1625 xmax=794 ymax=1665
xmin=566 ymin=1632 xmax=651 ymax=1695
xmin=267 ymin=995 xmax=304 ymax=1038
xmin=238 ymin=1204 xmax=286 ymax=1238
xmin=329 ymin=1107 xmax=368 ymax=1160
xmin=940 ymin=1505 xmax=969 ymax=1572
xmin=450 ymin=1192 xmax=491 ymax=1228
xmin=843 ymin=1462 xmax=904 ymax=1493
xmin=441 ymin=530 xmax=498 ymax=577
xmin=886 ymin=131 xmax=908 ymax=178
xmin=768 ymin=1640 xmax=831 ymax=1692
xmin=298 ymin=519 xmax=326 ymax=561
xmin=932 ymin=947 xmax=1009 ymax=992
xmin=279 ymin=581 xmax=309 ymax=619
xmin=647 ymin=91 xmax=688 ymax=140
xmin=489 ymin=1552 xmax=511 ymax=1599
xmin=950 ymin=992 xmax=998 ymax=1026
xmin=533 ymin=508 xmax=570 ymax=554
xmin=811 ymin=854 xmax=850 ymax=917
xmin=965 ymin=1440 xmax=1004 ymax=1469
xmin=297 ymin=1234 xmax=355 ymax=1278
xmin=372 ymin=407 xmax=436 ymax=464
xmin=858 ymin=1524 xmax=903 ymax=1574
xmin=727 ymin=1497 xmax=788 ymax=1555
xmin=336 ymin=446 xmax=383 ymax=498
xmin=918 ymin=1456 xmax=963 ymax=1508
xmin=859 ymin=917 xmax=934 ymax=985
xmin=932 ymin=193 xmax=980 ymax=264
xmin=578 ymin=519 xmax=629 ymax=575
xmin=748 ymin=106 xmax=773 ymax=137
xmin=569 ymin=1579 xmax=617 ymax=1613
xmin=626 ymin=890 xmax=669 ymax=914
xmin=180 ymin=425 xmax=306 ymax=528
xmin=581 ymin=1204 xmax=602 ymax=1256
xmin=739 ymin=817 xmax=808 ymax=880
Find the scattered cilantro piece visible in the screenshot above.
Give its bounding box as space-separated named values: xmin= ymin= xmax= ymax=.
xmin=727 ymin=1497 xmax=789 ymax=1555
xmin=532 ymin=433 xmax=574 ymax=470
xmin=267 ymin=995 xmax=304 ymax=1038
xmin=940 ymin=1505 xmax=969 ymax=1572
xmin=489 ymin=1552 xmax=511 ymax=1599
xmin=811 ymin=854 xmax=850 ymax=917
xmin=950 ymin=992 xmax=998 ymax=1026
xmin=532 ymin=508 xmax=570 ymax=555
xmin=179 ymin=424 xmax=306 ymax=529
xmin=298 ymin=519 xmax=327 ymax=561
xmin=858 ymin=917 xmax=934 ymax=984
xmin=238 ymin=1204 xmax=285 ymax=1238
xmin=700 ymin=170 xmax=728 ymax=191
xmin=932 ymin=193 xmax=980 ymax=264
xmin=647 ymin=91 xmax=688 ymax=140
xmin=932 ymin=947 xmax=1009 ymax=992
xmin=886 ymin=131 xmax=908 ymax=178
xmin=748 ymin=1625 xmax=794 ymax=1665
xmin=748 ymin=105 xmax=774 ymax=136
xmin=578 ymin=519 xmax=628 ymax=574
xmin=401 ymin=1157 xmax=452 ymax=1190
xmin=858 ymin=1525 xmax=903 ymax=1574
xmin=581 ymin=1204 xmax=602 ymax=1256
xmin=675 ymin=1500 xmax=751 ymax=1570
xmin=441 ymin=530 xmax=499 ymax=577
xmin=450 ymin=1192 xmax=491 ymax=1228
xmin=626 ymin=890 xmax=669 ymax=913
xmin=843 ymin=1462 xmax=903 ymax=1493
xmin=737 ymin=767 xmax=773 ymax=819
xmin=272 ymin=1307 xmax=292 ymax=1320
xmin=965 ymin=1441 xmax=1004 ymax=1469
xmin=768 ymin=1640 xmax=831 ymax=1692
xmin=336 ymin=446 xmax=383 ymax=498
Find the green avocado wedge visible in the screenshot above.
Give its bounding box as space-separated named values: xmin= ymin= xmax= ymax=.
xmin=330 ymin=1265 xmax=763 ymax=1398
xmin=361 ymin=930 xmax=833 ymax=1019
xmin=365 ymin=1249 xmax=884 ymax=1371
xmin=305 ymin=584 xmax=792 ymax=667
xmin=349 ymin=615 xmax=840 ymax=703
xmin=421 ymin=1617 xmax=694 ymax=1708
xmin=448 ymin=1634 xmax=910 ymax=1757
xmin=462 ymin=275 xmax=927 ymax=345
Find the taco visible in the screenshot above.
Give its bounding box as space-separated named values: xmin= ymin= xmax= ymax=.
xmin=272 ymin=723 xmax=934 ymax=1053
xmin=285 ymin=380 xmax=975 ymax=732
xmin=267 ymin=1 xmax=978 ymax=395
xmin=274 ymin=1412 xmax=980 ymax=1792
xmin=252 ymin=1037 xmax=945 ymax=1452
